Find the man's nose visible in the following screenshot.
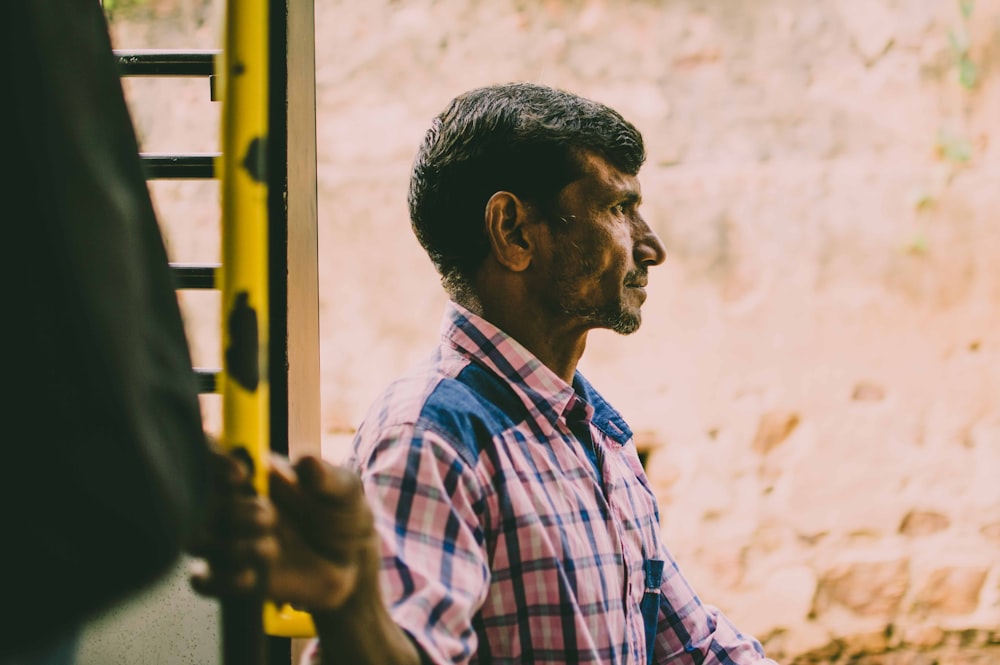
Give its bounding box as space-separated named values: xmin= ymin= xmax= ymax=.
xmin=634 ymin=217 xmax=666 ymax=267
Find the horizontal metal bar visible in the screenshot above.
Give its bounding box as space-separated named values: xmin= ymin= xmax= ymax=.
xmin=140 ymin=153 xmax=218 ymax=180
xmin=170 ymin=264 xmax=219 ymax=290
xmin=114 ymin=50 xmax=219 ymax=77
xmin=194 ymin=369 xmax=220 ymax=394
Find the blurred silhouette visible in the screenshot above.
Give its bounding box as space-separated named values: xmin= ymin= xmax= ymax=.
xmin=1 ymin=1 xmax=209 ymax=662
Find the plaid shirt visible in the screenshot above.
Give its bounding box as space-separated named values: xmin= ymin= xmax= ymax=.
xmin=324 ymin=302 xmax=774 ymax=665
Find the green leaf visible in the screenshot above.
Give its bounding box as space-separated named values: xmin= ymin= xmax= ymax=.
xmin=937 ymin=129 xmax=973 ymax=163
xmin=958 ymin=56 xmax=978 ymax=89
xmin=948 ymin=28 xmax=969 ymax=56
xmin=907 ymin=233 xmax=929 ymax=255
xmin=960 ymin=0 xmax=975 ymax=19
xmin=912 ymin=191 xmax=936 ymax=211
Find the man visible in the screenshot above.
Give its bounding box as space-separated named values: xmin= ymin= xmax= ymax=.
xmin=197 ymin=82 xmax=776 ymax=664
xmin=3 ymin=1 xmax=210 ymax=663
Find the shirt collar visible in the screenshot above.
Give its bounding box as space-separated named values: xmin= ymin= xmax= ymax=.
xmin=571 ymin=372 xmax=633 ymax=447
xmin=440 ymin=301 xmax=632 ymax=446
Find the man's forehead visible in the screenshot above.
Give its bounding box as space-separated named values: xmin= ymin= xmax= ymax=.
xmin=573 ymin=150 xmax=641 ymax=195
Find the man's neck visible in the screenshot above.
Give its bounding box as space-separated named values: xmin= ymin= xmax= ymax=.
xmin=465 ymin=297 xmax=589 ymax=385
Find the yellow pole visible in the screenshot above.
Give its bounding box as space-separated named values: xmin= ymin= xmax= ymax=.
xmin=218 ymin=1 xmax=269 ymax=662
xmin=219 ymin=0 xmax=315 ymax=640
xmin=219 ymin=0 xmax=269 ymax=496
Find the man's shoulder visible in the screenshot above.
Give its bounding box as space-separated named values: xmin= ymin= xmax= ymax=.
xmin=421 ymin=361 xmax=524 ymax=434
xmin=358 ymin=359 xmax=526 ymax=466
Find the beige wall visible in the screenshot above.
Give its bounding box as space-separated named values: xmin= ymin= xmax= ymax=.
xmin=106 ymin=0 xmax=1000 ymax=662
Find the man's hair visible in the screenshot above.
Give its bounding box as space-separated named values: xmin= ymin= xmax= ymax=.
xmin=408 ymin=82 xmax=646 ymax=298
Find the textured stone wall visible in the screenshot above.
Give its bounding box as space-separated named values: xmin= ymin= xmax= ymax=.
xmin=110 ymin=0 xmax=1000 ymax=662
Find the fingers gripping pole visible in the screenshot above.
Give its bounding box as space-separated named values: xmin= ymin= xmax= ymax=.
xmin=219 ymin=0 xmax=315 ymax=645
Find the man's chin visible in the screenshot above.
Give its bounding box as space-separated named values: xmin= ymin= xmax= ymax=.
xmin=611 ymin=321 xmax=641 ymax=335
xmin=607 ymin=310 xmax=642 ymax=335
xmin=565 ymin=303 xmax=642 ymax=335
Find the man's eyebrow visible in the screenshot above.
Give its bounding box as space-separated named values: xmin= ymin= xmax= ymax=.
xmin=617 ymin=190 xmax=642 ymax=205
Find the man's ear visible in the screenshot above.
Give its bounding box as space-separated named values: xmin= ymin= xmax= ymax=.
xmin=484 ymin=191 xmax=536 ymax=272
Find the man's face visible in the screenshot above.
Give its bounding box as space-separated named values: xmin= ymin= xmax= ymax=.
xmin=534 ymin=152 xmax=666 ymax=335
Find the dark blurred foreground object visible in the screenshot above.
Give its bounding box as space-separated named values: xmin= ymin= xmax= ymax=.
xmin=0 ymin=0 xmax=209 ymax=660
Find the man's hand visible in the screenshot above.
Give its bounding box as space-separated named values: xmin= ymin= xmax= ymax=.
xmin=190 ymin=450 xmax=379 ymax=612
xmin=190 ymin=450 xmax=420 ymax=665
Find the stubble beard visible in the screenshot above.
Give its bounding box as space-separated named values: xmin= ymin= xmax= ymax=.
xmin=549 ymin=233 xmax=647 ymax=335
xmin=605 ymin=306 xmax=643 ymax=335
xmin=561 ymin=300 xmax=642 ymax=335
xmin=554 ymin=268 xmax=646 ymax=336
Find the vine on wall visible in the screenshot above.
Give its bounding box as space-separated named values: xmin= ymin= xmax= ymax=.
xmin=909 ymin=0 xmax=981 ymax=254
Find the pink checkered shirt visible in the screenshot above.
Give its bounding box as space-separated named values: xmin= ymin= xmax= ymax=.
xmin=308 ymin=302 xmax=775 ymax=665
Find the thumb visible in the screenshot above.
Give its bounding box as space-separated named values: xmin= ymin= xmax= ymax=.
xmin=295 ymin=456 xmax=365 ymax=505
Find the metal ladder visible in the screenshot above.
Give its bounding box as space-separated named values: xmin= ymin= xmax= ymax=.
xmin=114 ymin=49 xmax=223 ymax=394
